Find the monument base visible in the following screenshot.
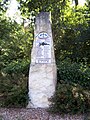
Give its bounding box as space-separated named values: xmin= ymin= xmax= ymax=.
xmin=27 ymin=64 xmax=57 ymax=108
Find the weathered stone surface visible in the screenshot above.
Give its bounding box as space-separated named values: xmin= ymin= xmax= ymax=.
xmin=27 ymin=12 xmax=57 ymax=108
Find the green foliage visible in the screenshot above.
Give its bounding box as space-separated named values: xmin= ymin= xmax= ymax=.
xmin=18 ymin=0 xmax=90 ymax=64
xmin=52 ymin=5 xmax=90 ymax=64
xmin=0 ymin=16 xmax=33 ymax=73
xmin=57 ymin=59 xmax=90 ymax=90
xmin=2 ymin=59 xmax=30 ymax=75
xmin=49 ymin=82 xmax=90 ymax=114
xmin=0 ymin=19 xmax=33 ymax=61
xmin=0 ymin=74 xmax=28 ymax=107
xmin=0 ymin=14 xmax=33 ymax=107
xmin=0 ymin=0 xmax=9 ymax=12
xmin=18 ymin=0 xmax=69 ymax=17
xmin=49 ymin=60 xmax=90 ymax=114
xmin=0 ymin=0 xmax=90 ymax=111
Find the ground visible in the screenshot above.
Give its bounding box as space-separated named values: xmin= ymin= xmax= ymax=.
xmin=0 ymin=108 xmax=84 ymax=120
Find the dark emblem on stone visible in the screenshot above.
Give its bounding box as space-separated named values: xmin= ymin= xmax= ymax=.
xmin=39 ymin=42 xmax=50 ymax=46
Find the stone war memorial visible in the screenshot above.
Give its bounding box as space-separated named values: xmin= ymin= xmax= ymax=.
xmin=27 ymin=12 xmax=57 ymax=108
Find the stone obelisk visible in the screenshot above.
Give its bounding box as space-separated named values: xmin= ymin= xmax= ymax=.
xmin=27 ymin=12 xmax=57 ymax=108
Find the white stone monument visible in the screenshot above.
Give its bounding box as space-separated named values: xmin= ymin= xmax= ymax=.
xmin=27 ymin=12 xmax=57 ymax=108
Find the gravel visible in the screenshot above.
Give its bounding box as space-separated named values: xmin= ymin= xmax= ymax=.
xmin=0 ymin=108 xmax=85 ymax=120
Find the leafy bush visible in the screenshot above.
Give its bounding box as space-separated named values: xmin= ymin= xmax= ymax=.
xmin=57 ymin=59 xmax=90 ymax=90
xmin=0 ymin=58 xmax=29 ymax=107
xmin=0 ymin=60 xmax=29 ymax=107
xmin=2 ymin=59 xmax=30 ymax=75
xmin=49 ymin=82 xmax=90 ymax=114
xmin=49 ymin=60 xmax=90 ymax=114
xmin=0 ymin=17 xmax=31 ymax=107
xmin=0 ymin=73 xmax=28 ymax=107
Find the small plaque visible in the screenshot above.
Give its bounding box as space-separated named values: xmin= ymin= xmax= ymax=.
xmin=35 ymin=32 xmax=51 ymax=63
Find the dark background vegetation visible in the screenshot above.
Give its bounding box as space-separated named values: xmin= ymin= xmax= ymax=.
xmin=0 ymin=0 xmax=90 ymax=114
